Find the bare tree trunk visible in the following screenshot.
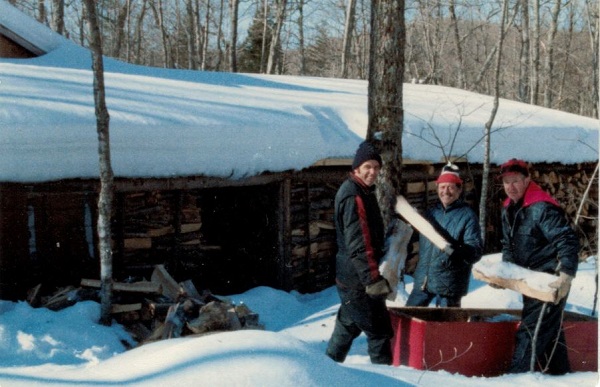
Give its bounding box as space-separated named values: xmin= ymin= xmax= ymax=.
xmin=186 ymin=0 xmax=198 ymax=69
xmin=557 ymin=2 xmax=575 ymax=111
xmin=82 ymin=0 xmax=114 ymax=327
xmin=134 ymin=0 xmax=148 ymax=65
xmin=112 ymin=0 xmax=130 ymax=59
xmin=588 ymin=0 xmax=600 ymax=118
xmin=296 ymin=0 xmax=306 ymax=75
xmin=37 ymin=0 xmax=46 ymax=24
xmin=340 ymin=0 xmax=356 ymax=78
xmin=149 ymin=0 xmax=171 ymax=68
xmin=518 ymin=0 xmax=530 ymax=102
xmin=448 ymin=0 xmax=464 ymax=88
xmin=229 ymin=0 xmax=239 ymax=72
xmin=530 ymin=0 xmax=540 ymax=105
xmin=51 ymin=0 xmax=65 ymax=35
xmin=368 ymin=0 xmax=404 ymax=227
xmin=125 ymin=0 xmax=132 ymax=63
xmin=260 ymin=0 xmax=269 ymax=73
xmin=266 ymin=0 xmax=287 ymax=74
xmin=479 ymin=0 xmax=508 ymax=246
xmin=543 ymin=0 xmax=561 ymax=108
xmin=201 ymin=0 xmax=210 ymax=70
xmin=215 ymin=0 xmax=225 ymax=70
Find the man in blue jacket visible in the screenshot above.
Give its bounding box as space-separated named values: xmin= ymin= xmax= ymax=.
xmin=499 ymin=159 xmax=579 ymax=374
xmin=325 ymin=141 xmax=393 ymax=365
xmin=406 ymin=163 xmax=483 ymax=307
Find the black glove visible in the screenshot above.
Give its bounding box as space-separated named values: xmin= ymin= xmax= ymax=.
xmin=366 ymin=278 xmax=391 ymax=299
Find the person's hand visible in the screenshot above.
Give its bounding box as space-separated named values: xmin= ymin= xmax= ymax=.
xmin=549 ymin=272 xmax=574 ymax=304
xmin=366 ymin=278 xmax=391 ymax=299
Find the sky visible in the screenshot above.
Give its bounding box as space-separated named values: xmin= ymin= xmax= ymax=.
xmin=0 ymin=253 xmax=597 ymax=386
xmin=0 ymin=1 xmax=598 ymax=184
xmin=0 ymin=3 xmax=598 ymax=386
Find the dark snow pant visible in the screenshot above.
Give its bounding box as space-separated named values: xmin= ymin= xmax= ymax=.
xmin=406 ymin=286 xmax=461 ymax=307
xmin=508 ymin=296 xmax=570 ymax=375
xmin=326 ymin=287 xmax=393 ymax=365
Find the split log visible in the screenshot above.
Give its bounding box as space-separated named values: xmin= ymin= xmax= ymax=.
xmin=151 ymin=264 xmax=182 ymax=301
xmin=472 ymin=257 xmax=558 ymax=303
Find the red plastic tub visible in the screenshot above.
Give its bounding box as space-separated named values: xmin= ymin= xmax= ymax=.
xmin=389 ymin=307 xmax=597 ymax=376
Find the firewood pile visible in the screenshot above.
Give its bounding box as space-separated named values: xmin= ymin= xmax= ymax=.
xmin=121 ymin=192 xmax=207 ymax=270
xmin=289 ymin=182 xmax=338 ymax=291
xmin=27 ymin=264 xmax=263 ymax=345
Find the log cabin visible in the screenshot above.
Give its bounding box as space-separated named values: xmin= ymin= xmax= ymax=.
xmin=1 ymin=2 xmax=597 ymax=300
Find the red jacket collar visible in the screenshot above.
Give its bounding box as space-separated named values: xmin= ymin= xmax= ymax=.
xmin=503 ymin=181 xmax=559 ymax=208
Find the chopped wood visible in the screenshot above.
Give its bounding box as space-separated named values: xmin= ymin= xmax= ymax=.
xmin=179 ymin=279 xmax=202 ymax=300
xmin=124 ymin=237 xmax=152 ymax=249
xmin=27 ymin=283 xmax=42 ymax=307
xmin=180 ymin=222 xmax=202 ymax=233
xmin=80 ymin=279 xmax=160 ymax=294
xmin=151 ymin=264 xmax=182 ymax=301
xmin=42 ymin=286 xmax=78 ymax=310
xmin=111 ymin=303 xmax=142 ymax=314
xmin=147 ymin=225 xmax=175 ymax=237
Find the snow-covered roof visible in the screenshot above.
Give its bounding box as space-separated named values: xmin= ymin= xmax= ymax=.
xmin=0 ymin=0 xmax=598 ymax=183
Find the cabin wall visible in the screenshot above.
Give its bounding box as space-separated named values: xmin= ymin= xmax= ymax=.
xmin=0 ymin=161 xmax=596 ymax=300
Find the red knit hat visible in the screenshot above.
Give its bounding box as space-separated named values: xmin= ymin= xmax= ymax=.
xmin=436 ymin=163 xmax=463 ymax=185
xmin=499 ymin=158 xmax=529 ymax=177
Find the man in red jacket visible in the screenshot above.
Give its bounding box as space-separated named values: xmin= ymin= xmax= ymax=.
xmin=499 ymin=159 xmax=579 ymax=374
xmin=325 ymin=141 xmax=393 ymax=365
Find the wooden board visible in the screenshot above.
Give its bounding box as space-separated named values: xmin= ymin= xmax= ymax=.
xmin=394 ymin=195 xmax=454 ymax=255
xmin=472 ymin=258 xmax=558 ymax=303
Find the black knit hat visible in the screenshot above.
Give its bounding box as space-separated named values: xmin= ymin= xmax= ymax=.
xmin=352 ymin=141 xmax=382 ymax=169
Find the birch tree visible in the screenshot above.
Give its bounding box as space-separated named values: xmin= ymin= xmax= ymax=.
xmin=340 ymin=0 xmax=356 ymax=78
xmin=479 ymin=0 xmax=509 ymax=246
xmin=266 ymin=0 xmax=287 ymax=74
xmin=230 ymin=0 xmax=239 ymax=72
xmin=82 ymin=0 xmax=115 ymax=326
xmin=368 ymin=0 xmax=405 ymax=227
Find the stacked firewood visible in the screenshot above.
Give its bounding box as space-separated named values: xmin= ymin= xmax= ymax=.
xmin=27 ymin=265 xmax=263 ymax=345
xmin=534 ymin=168 xmax=598 ymax=257
xmin=120 ymin=191 xmax=205 ymax=269
xmin=289 ymin=183 xmax=338 ymax=291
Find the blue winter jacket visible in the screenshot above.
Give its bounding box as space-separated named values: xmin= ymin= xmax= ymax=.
xmin=411 ymin=199 xmax=483 ymax=297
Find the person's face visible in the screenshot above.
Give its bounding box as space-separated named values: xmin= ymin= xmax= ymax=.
xmin=354 ymin=160 xmax=381 ymax=186
xmin=502 ymin=173 xmax=530 ymax=202
xmin=437 ymin=182 xmax=462 ymax=208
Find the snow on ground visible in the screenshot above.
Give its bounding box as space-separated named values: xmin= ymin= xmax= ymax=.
xmin=0 ymin=254 xmax=597 ymax=386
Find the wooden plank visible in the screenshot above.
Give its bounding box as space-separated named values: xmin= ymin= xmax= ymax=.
xmin=80 ymin=278 xmax=160 ymax=294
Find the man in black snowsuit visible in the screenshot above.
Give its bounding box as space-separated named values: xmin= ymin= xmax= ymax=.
xmin=325 ymin=141 xmax=393 ymax=365
xmin=406 ymin=163 xmax=483 ymax=307
xmin=499 ymin=159 xmax=579 ymax=374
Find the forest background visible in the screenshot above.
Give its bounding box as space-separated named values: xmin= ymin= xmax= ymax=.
xmin=6 ymin=0 xmax=599 ymax=120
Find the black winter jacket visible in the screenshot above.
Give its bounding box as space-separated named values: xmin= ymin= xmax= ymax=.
xmin=411 ymin=199 xmax=483 ymax=297
xmin=501 ymin=182 xmax=579 ymax=277
xmin=334 ymin=174 xmax=385 ymax=291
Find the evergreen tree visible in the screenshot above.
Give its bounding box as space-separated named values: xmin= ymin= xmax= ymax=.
xmin=238 ymin=6 xmax=274 ymax=73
